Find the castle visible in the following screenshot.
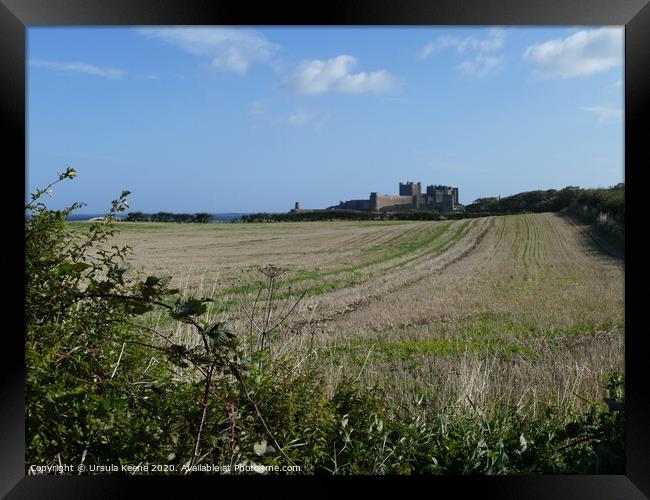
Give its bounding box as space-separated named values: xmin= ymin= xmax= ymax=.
xmin=330 ymin=181 xmax=460 ymax=213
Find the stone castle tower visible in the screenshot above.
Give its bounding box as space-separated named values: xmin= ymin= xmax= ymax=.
xmin=399 ymin=181 xmax=421 ymax=197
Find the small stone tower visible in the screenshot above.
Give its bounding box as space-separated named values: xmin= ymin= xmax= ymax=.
xmin=370 ymin=192 xmax=378 ymax=212
xmin=399 ymin=181 xmax=421 ymax=197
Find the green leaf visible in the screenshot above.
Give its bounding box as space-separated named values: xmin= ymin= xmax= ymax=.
xmin=167 ymin=344 xmax=189 ymax=367
xmin=144 ymin=276 xmax=161 ymax=287
xmin=54 ymin=260 xmax=91 ymax=277
xmin=128 ymin=301 xmax=153 ymax=315
xmin=204 ymin=321 xmax=236 ymax=340
xmin=72 ymin=262 xmax=91 ymax=272
xmin=169 ymin=344 xmax=188 ymax=356
xmin=54 ymin=261 xmax=74 ymax=275
xmin=107 ymin=264 xmax=128 ymax=284
xmin=55 ymin=260 xmax=92 ymax=276
xmin=171 ymin=298 xmax=208 ymax=319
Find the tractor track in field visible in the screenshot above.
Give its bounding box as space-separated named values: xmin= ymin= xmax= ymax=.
xmin=287 ymin=212 xmax=623 ymax=339
xmin=292 ymin=217 xmax=493 ymax=328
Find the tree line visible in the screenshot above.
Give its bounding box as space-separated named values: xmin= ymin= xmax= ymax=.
xmin=466 ymin=184 xmax=624 ymax=222
xmin=126 ymin=212 xmax=214 ymax=223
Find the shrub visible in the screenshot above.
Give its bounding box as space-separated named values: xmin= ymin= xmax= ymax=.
xmin=25 ymin=169 xmax=205 ymax=468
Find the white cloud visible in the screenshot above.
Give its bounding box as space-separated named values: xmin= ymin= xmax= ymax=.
xmin=419 ymin=28 xmax=505 ymax=60
xmin=580 ymin=105 xmax=623 ymax=123
xmin=29 ymin=59 xmax=126 ymax=79
xmin=524 ymin=27 xmax=623 ymax=79
xmin=419 ymin=29 xmax=505 ymax=78
xmin=284 ymin=55 xmax=397 ymax=95
xmin=137 ymin=27 xmax=278 ymax=74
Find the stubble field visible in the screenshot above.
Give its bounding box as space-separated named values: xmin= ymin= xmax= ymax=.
xmin=77 ymin=213 xmax=624 ymax=414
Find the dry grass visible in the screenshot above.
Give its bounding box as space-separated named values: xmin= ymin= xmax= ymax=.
xmin=77 ymin=213 xmax=624 ymax=414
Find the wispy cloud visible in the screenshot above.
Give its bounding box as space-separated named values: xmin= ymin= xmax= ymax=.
xmin=286 ymin=108 xmax=331 ymax=128
xmin=249 ymin=101 xmax=330 ymax=129
xmin=419 ymin=28 xmax=505 ymax=59
xmin=137 ymin=27 xmax=278 ymax=75
xmin=457 ymin=54 xmax=504 ymax=77
xmin=524 ymin=27 xmax=623 ymax=79
xmin=249 ymin=100 xmax=269 ymax=118
xmin=29 ymin=59 xmax=126 ymax=79
xmin=419 ymin=29 xmax=505 ymax=77
xmin=579 ymin=105 xmax=623 ymax=124
xmin=284 ymin=55 xmax=398 ymax=95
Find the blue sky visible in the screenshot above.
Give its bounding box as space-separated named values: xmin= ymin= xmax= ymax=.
xmin=27 ymin=27 xmax=624 ymax=213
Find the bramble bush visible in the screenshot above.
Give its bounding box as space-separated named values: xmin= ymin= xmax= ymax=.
xmin=26 ymin=168 xmax=184 ymax=467
xmin=25 ymin=170 xmax=624 ymax=474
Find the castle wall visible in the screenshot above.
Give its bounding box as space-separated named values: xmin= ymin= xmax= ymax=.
xmin=441 ymin=194 xmax=454 ymax=212
xmin=372 ymin=195 xmax=416 ymax=211
xmin=337 ymin=199 xmax=371 ymax=210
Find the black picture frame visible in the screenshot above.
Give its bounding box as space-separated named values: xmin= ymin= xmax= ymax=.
xmin=4 ymin=0 xmax=648 ymax=497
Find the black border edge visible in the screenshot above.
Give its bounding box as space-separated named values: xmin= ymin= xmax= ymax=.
xmin=0 ymin=0 xmax=648 ymax=26
xmin=625 ymin=1 xmax=650 ymax=497
xmin=0 ymin=0 xmax=26 ymax=498
xmin=3 ymin=0 xmax=649 ymax=497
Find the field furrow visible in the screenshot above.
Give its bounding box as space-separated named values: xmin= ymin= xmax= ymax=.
xmin=84 ymin=212 xmax=623 ymax=410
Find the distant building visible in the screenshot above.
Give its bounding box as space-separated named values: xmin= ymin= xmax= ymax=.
xmin=426 ymin=185 xmax=459 ymax=212
xmin=399 ymin=181 xmax=421 ymax=197
xmin=289 ymin=201 xmax=325 ymax=214
xmin=330 ymin=181 xmax=460 ymax=213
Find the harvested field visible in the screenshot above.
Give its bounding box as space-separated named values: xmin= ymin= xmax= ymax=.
xmin=77 ymin=212 xmax=624 ymax=413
